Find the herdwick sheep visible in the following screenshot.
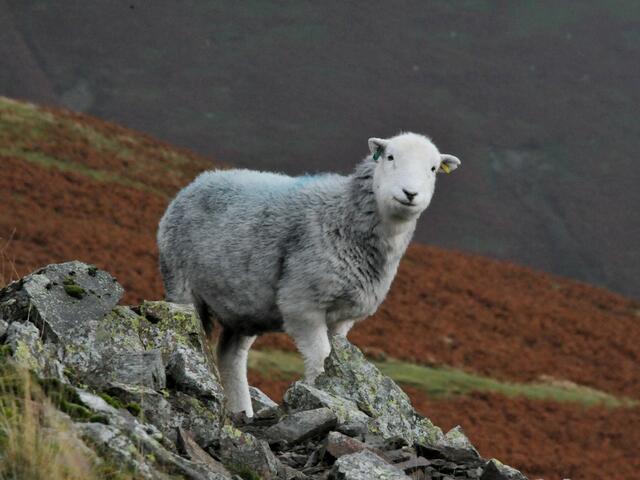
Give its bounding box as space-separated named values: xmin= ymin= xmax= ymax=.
xmin=157 ymin=132 xmax=461 ymax=417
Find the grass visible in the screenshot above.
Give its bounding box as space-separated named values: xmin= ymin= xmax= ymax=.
xmin=248 ymin=349 xmax=635 ymax=408
xmin=0 ymin=96 xmax=210 ymax=196
xmin=0 ymin=364 xmax=137 ymax=480
xmin=0 ymin=145 xmax=165 ymax=197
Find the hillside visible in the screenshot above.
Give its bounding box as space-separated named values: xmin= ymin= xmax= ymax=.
xmin=1 ymin=97 xmax=639 ymax=479
xmin=2 ymin=1 xmax=639 ymax=298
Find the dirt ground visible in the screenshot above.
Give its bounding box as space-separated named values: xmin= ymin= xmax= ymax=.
xmin=2 ymin=102 xmax=640 ymax=480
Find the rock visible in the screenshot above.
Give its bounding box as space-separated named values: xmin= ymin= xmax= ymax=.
xmin=3 ymin=321 xmax=63 ymax=378
xmin=138 ymin=301 xmax=213 ymax=364
xmin=250 ymin=386 xmax=279 ymax=415
xmin=103 ymin=382 xmax=224 ymax=449
xmin=0 ymin=317 xmax=8 ymax=338
xmin=282 ymin=464 xmax=310 ymax=479
xmin=480 ymin=459 xmax=527 ymax=480
xmin=324 ymin=431 xmax=380 ymax=460
xmin=4 ymin=321 xmax=46 ymax=371
xmin=283 ymin=381 xmax=370 ymax=428
xmin=265 ymin=407 xmax=337 ymax=447
xmin=435 ymin=426 xmax=481 ymax=463
xmin=0 ymin=263 xmax=526 ymax=480
xmin=167 ymin=344 xmax=224 ymax=399
xmin=0 ymin=261 xmax=123 ymax=342
xmin=166 ymin=391 xmax=225 ymax=448
xmin=98 ymin=349 xmax=166 ymax=389
xmin=330 ymin=450 xmax=410 ymax=480
xmin=218 ymin=424 xmax=281 ymax=480
xmin=392 ymin=456 xmax=432 ymax=474
xmin=177 ymin=427 xmax=232 ymax=477
xmin=315 ymin=336 xmax=443 ymax=446
xmin=76 ymin=422 xmax=158 ymax=479
xmin=75 ymin=390 xmax=230 ymax=480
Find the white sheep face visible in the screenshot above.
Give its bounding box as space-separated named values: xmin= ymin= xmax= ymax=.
xmin=369 ymin=133 xmax=460 ymax=222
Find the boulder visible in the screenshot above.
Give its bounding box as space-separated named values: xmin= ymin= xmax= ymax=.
xmin=98 ymin=349 xmax=166 ymax=389
xmin=0 ymin=261 xmax=123 ymax=343
xmin=330 ymin=450 xmax=410 ymax=480
xmin=177 ymin=427 xmax=232 ymax=477
xmin=324 ymin=431 xmax=384 ymax=461
xmin=167 ymin=344 xmax=223 ymax=399
xmin=218 ymin=424 xmax=281 ymax=480
xmin=283 ymin=381 xmax=370 ymax=428
xmin=314 ymin=336 xmax=444 ymax=446
xmin=250 ymin=386 xmax=279 ymax=417
xmin=265 ymin=407 xmax=337 ymax=447
xmin=481 ymin=459 xmax=528 ymax=480
xmin=435 ymin=425 xmax=481 ymax=463
xmin=0 ymin=317 xmax=8 ymax=338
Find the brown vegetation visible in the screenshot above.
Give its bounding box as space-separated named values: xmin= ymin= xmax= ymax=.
xmin=2 ymin=99 xmax=639 ymax=480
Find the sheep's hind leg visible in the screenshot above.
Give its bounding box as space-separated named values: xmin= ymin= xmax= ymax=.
xmin=217 ymin=327 xmax=256 ymax=417
xmin=284 ymin=311 xmax=331 ymax=384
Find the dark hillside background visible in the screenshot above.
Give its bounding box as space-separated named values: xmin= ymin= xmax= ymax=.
xmin=1 ymin=0 xmax=638 ymax=298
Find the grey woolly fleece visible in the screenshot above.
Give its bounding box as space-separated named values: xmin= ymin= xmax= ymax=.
xmin=157 ymin=158 xmax=415 ymax=337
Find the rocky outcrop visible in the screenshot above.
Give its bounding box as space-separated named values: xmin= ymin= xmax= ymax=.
xmin=0 ymin=262 xmax=527 ymax=479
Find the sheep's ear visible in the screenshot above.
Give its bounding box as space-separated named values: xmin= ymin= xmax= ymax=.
xmin=439 ymin=154 xmax=461 ymax=174
xmin=368 ymin=137 xmax=388 ymax=161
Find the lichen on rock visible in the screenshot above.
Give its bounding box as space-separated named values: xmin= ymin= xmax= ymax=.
xmin=314 ymin=336 xmax=444 ymax=447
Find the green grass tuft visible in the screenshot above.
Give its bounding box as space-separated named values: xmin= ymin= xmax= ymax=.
xmin=248 ymin=349 xmax=635 ymax=408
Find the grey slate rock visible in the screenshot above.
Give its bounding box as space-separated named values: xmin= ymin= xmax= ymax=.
xmin=4 ymin=320 xmax=63 ymax=379
xmin=5 ymin=321 xmax=46 ymax=372
xmin=480 ymin=459 xmax=527 ymax=480
xmin=177 ymin=427 xmax=232 ymax=477
xmin=392 ymin=456 xmax=432 ymax=474
xmin=265 ymin=407 xmax=337 ymax=447
xmin=167 ymin=344 xmax=224 ymax=399
xmin=218 ymin=425 xmax=281 ymax=480
xmin=283 ymin=381 xmax=370 ymax=428
xmin=330 ymin=450 xmax=410 ymax=480
xmin=0 ymin=263 xmax=527 ymax=480
xmin=75 ymin=390 xmax=230 ymax=480
xmin=76 ymin=422 xmax=158 ymax=479
xmin=99 ymin=349 xmax=166 ymax=389
xmin=250 ymin=386 xmax=279 ymax=414
xmin=435 ymin=426 xmax=482 ymax=463
xmin=324 ymin=431 xmax=385 ymax=461
xmin=315 ymin=336 xmax=443 ymax=446
xmin=0 ymin=317 xmax=8 ymax=339
xmin=0 ymin=261 xmax=123 ymax=342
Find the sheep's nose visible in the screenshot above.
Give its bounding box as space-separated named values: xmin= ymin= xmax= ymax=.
xmin=402 ymin=189 xmax=417 ymax=202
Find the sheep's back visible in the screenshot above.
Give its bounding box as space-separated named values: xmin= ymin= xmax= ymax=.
xmin=160 ymin=169 xmax=329 ymax=325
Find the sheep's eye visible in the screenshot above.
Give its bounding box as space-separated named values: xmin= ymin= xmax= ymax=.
xmin=430 ymin=166 xmax=436 ymax=172
xmin=387 ymin=155 xmax=394 ymax=161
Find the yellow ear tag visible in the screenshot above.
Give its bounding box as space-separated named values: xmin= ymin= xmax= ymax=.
xmin=440 ymin=163 xmax=451 ymax=174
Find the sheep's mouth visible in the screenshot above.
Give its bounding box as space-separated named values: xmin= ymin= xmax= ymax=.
xmin=393 ymin=197 xmax=416 ymax=207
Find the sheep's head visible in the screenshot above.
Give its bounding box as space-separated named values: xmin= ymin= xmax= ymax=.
xmin=368 ymin=132 xmax=460 ymax=222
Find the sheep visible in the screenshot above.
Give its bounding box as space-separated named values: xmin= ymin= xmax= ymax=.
xmin=157 ymin=132 xmax=461 ymax=417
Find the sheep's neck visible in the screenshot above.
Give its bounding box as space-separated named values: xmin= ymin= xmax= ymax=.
xmin=345 ymin=159 xmax=416 ymax=267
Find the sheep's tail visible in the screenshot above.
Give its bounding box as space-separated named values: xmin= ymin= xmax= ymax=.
xmin=159 ymin=252 xmax=191 ymax=304
xmin=159 ymin=253 xmax=216 ymax=338
xmin=192 ymin=293 xmax=216 ymax=338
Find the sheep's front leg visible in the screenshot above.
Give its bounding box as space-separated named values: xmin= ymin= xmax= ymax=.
xmin=329 ymin=319 xmax=356 ymax=338
xmin=284 ymin=310 xmax=331 ymax=383
xmin=217 ymin=328 xmax=256 ymax=417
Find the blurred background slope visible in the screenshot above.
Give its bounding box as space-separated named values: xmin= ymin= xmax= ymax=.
xmin=1 ymin=0 xmax=638 ymax=298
